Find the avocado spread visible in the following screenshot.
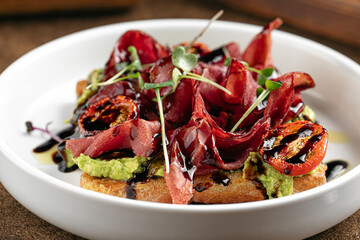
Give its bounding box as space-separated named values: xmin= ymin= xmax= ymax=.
xmin=77 ymin=69 xmax=103 ymax=106
xmin=66 ymin=150 xmax=149 ymax=180
xmin=243 ymin=152 xmax=293 ymax=199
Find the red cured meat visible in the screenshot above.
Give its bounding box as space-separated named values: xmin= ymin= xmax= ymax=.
xmin=164 ymin=92 xmax=270 ymax=204
xmin=104 ymin=30 xmax=169 ymax=80
xmin=242 ymin=18 xmax=283 ymax=68
xmin=66 ymin=119 xmax=160 ymax=158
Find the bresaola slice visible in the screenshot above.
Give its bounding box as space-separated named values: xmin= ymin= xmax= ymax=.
xmin=264 ymin=72 xmax=315 ymax=127
xmin=165 ymin=92 xmax=270 ymax=204
xmin=264 ymin=75 xmax=295 ymax=127
xmin=165 ymin=141 xmax=194 ymax=205
xmin=66 ymin=119 xmax=160 ymax=158
xmin=192 ymin=92 xmax=271 ymax=170
xmin=242 ymin=18 xmax=283 ymax=68
xmin=104 ymin=30 xmax=169 ymax=81
xmin=144 ymin=56 xmax=196 ymax=129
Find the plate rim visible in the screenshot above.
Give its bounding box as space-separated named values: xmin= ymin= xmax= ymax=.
xmin=0 ymin=18 xmax=360 ymax=213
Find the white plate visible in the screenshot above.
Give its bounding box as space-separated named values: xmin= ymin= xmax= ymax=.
xmin=0 ymin=19 xmax=359 ymax=240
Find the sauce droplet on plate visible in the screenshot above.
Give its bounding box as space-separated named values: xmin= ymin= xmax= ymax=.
xmin=325 ymin=160 xmax=348 ymax=182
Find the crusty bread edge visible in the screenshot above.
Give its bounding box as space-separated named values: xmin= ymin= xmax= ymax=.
xmin=80 ymin=163 xmax=327 ymax=204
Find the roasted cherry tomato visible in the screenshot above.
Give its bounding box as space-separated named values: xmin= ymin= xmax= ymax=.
xmin=79 ymin=95 xmax=139 ymax=136
xmin=259 ymin=120 xmax=328 ymax=176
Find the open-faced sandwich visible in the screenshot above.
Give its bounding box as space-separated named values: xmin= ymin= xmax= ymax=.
xmin=33 ymin=17 xmax=329 ymax=204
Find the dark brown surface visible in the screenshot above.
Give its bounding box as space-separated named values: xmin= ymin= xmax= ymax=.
xmin=0 ymin=0 xmax=136 ymax=15
xmin=221 ymin=0 xmax=360 ymax=47
xmin=0 ymin=0 xmax=359 ymax=239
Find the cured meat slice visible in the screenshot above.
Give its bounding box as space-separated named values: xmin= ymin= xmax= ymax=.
xmin=104 ymin=30 xmax=169 ymax=80
xmin=164 ymin=93 xmax=270 ymax=204
xmin=242 ymin=18 xmax=283 ymax=68
xmin=66 ymin=119 xmax=160 ymax=158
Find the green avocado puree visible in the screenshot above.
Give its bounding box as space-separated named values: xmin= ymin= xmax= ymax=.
xmin=67 ymin=150 xmax=149 ymax=180
xmin=243 ymin=152 xmax=293 ymax=199
xmin=77 ymin=69 xmax=103 ymax=106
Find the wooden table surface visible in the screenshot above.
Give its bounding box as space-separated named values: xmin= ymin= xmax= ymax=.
xmin=0 ymin=0 xmax=359 ymax=239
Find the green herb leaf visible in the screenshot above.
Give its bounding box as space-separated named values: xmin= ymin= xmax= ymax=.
xmin=260 ymin=68 xmax=274 ymax=78
xmin=128 ymin=46 xmax=142 ymax=71
xmin=144 ymin=80 xmax=175 ymax=90
xmin=172 ymin=46 xmax=197 ymax=72
xmin=224 ymin=58 xmax=231 ymax=66
xmin=136 ymin=72 xmax=144 ymax=89
xmin=256 ymin=87 xmax=265 ymax=97
xmin=115 ymin=62 xmax=129 ymax=72
xmin=172 ymin=68 xmax=182 ymax=90
xmin=257 ymin=74 xmax=267 ymax=87
xmin=265 ymin=80 xmax=282 ymax=90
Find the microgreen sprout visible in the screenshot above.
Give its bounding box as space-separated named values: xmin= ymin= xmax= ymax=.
xmin=230 ymin=79 xmax=282 ymax=132
xmin=171 ymin=46 xmax=231 ymax=95
xmin=185 ymin=9 xmax=224 ymax=51
xmin=144 ymin=46 xmax=232 ymax=173
xmin=26 ymin=121 xmax=62 ymax=143
xmin=143 ymin=82 xmax=171 ymax=174
xmin=239 ymin=60 xmax=274 ymax=87
xmin=87 ymin=46 xmax=143 ymax=89
xmin=227 ymin=60 xmax=281 ymax=132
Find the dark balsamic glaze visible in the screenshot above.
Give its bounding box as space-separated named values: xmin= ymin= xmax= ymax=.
xmin=55 ymin=130 xmax=84 ymax=172
xmin=198 ymin=47 xmax=225 ymax=64
xmin=252 ymin=179 xmax=269 ymax=199
xmin=286 ymin=134 xmax=323 ymax=164
xmin=325 ymin=160 xmax=348 ymax=182
xmin=32 ymin=126 xmax=80 ymax=172
xmin=211 ymin=172 xmax=230 ymax=186
xmin=125 ymin=184 xmax=137 ymax=200
xmin=125 ymin=160 xmax=158 ymax=199
xmin=262 ymin=124 xmax=324 ymax=175
xmin=100 ymin=150 xmax=136 ymax=159
xmin=52 ymin=152 xmax=63 ymax=164
xmin=194 ymin=182 xmax=213 ymax=192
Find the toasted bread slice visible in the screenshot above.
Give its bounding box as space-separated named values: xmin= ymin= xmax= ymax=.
xmin=80 ymin=163 xmax=327 ymax=204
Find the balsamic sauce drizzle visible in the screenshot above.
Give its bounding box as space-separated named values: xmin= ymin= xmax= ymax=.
xmin=325 ymin=160 xmax=348 ymax=182
xmin=262 ymin=124 xmax=325 ymax=175
xmin=32 ymin=126 xmax=78 ymax=172
xmin=211 ymin=172 xmax=230 ymax=186
xmin=32 ymin=125 xmax=349 ymax=198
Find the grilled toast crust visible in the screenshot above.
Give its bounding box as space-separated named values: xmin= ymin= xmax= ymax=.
xmin=80 ymin=163 xmax=327 ymax=204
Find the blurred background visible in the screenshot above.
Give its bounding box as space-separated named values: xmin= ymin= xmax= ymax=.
xmin=1 ymin=0 xmax=359 ymax=73
xmin=0 ymin=0 xmax=359 ymax=239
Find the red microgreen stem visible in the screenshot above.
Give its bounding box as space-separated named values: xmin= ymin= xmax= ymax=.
xmin=26 ymin=121 xmax=62 ymax=143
